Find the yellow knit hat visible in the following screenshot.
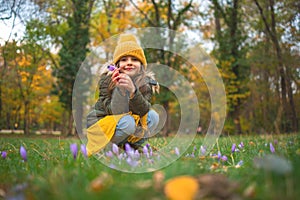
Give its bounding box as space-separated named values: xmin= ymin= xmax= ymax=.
xmin=113 ymin=34 xmax=147 ymax=68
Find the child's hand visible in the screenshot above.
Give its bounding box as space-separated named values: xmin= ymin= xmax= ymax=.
xmin=111 ymin=68 xmax=121 ymax=83
xmin=112 ymin=72 xmax=135 ymax=96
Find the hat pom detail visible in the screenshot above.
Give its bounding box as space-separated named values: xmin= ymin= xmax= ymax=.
xmin=118 ymin=34 xmax=139 ymax=44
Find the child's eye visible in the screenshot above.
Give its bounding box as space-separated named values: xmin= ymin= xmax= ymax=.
xmin=120 ymin=58 xmax=127 ymax=61
xmin=132 ymin=58 xmax=138 ymax=61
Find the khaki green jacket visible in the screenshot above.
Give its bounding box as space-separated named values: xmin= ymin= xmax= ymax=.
xmin=87 ymin=73 xmax=155 ymax=128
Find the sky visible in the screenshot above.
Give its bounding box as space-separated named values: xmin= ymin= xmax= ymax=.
xmin=0 ymin=17 xmax=25 ymax=45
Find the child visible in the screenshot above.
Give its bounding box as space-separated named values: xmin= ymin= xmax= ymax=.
xmin=86 ymin=34 xmax=159 ymax=156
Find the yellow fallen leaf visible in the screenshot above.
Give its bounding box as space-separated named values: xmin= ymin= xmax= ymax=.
xmin=164 ymin=176 xmax=199 ymax=200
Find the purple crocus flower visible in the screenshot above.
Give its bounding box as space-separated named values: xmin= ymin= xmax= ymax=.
xmin=143 ymin=145 xmax=148 ymax=154
xmin=126 ymin=157 xmax=139 ymax=167
xmin=112 ymin=143 xmax=119 ymax=155
xmin=191 ymin=152 xmax=195 ymax=157
xmin=143 ymin=146 xmax=149 ymax=158
xmin=174 ymin=147 xmax=180 ymax=156
xmin=117 ymin=152 xmax=125 ymax=160
xmin=221 ymin=155 xmax=228 ymax=162
xmin=80 ymin=144 xmax=87 ymax=157
xmin=217 ymin=151 xmax=222 ymax=160
xmin=20 ymin=146 xmax=27 ymax=161
xmin=235 ymin=160 xmax=244 ymax=168
xmin=1 ymin=151 xmax=7 ymax=159
xmin=134 ymin=150 xmax=140 ymax=159
xmin=70 ymin=143 xmax=78 ymax=159
xmin=105 ymin=150 xmax=114 ymax=158
xmin=146 ymin=143 xmax=151 ymax=149
xmin=125 ymin=144 xmax=135 ymax=158
xmin=107 ymin=64 xmax=116 ymax=71
xmin=200 ymin=145 xmax=206 ymax=156
xmin=125 ymin=143 xmax=134 ymax=154
xmin=238 ymin=142 xmax=244 ymax=149
xmin=231 ymin=143 xmax=236 ymax=153
xmin=148 ymin=147 xmax=153 ymax=157
xmin=270 ymin=143 xmax=275 ymax=153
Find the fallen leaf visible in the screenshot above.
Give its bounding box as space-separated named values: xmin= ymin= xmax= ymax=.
xmin=0 ymin=188 xmax=6 ymax=198
xmin=199 ymin=156 xmax=206 ymax=160
xmin=243 ymin=183 xmax=256 ymax=198
xmin=210 ymin=162 xmax=219 ymax=170
xmin=153 ymin=170 xmax=165 ymax=191
xmin=164 ymin=175 xmax=199 ymax=200
xmin=135 ymin=180 xmax=152 ymax=189
xmin=88 ymin=172 xmax=113 ymax=192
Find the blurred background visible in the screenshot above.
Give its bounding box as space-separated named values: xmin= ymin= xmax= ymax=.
xmin=0 ymin=0 xmax=299 ymax=136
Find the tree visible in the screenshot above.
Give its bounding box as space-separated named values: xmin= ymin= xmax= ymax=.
xmin=0 ymin=38 xmax=58 ymax=134
xmin=210 ymin=0 xmax=250 ymax=134
xmin=252 ymin=0 xmax=298 ymax=133
xmin=54 ymin=0 xmax=95 ymax=135
xmin=129 ymin=0 xmax=195 ymax=135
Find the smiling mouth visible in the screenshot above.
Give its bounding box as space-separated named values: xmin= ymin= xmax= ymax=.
xmin=124 ymin=67 xmax=134 ymax=71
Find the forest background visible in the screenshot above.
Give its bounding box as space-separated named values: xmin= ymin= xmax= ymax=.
xmin=0 ymin=0 xmax=299 ymax=136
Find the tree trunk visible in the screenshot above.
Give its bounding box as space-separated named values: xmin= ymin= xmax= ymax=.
xmin=162 ymin=101 xmax=170 ymax=136
xmin=67 ymin=110 xmax=74 ymax=136
xmin=253 ymin=0 xmax=297 ymax=133
xmin=24 ymin=101 xmax=30 ymax=135
xmin=0 ymin=84 xmax=2 ymax=130
xmin=285 ymin=66 xmax=298 ymax=132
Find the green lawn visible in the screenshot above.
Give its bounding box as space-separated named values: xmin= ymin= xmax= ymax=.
xmin=0 ymin=134 xmax=299 ymax=200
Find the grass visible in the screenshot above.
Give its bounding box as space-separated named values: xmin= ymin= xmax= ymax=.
xmin=0 ymin=133 xmax=299 ymax=200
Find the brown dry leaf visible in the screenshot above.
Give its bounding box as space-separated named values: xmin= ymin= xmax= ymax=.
xmin=199 ymin=156 xmax=206 ymax=160
xmin=153 ymin=171 xmax=165 ymax=191
xmin=164 ymin=175 xmax=199 ymax=200
xmin=0 ymin=188 xmax=5 ymax=198
xmin=210 ymin=162 xmax=220 ymax=170
xmin=197 ymin=174 xmax=241 ymax=200
xmin=243 ymin=183 xmax=256 ymax=198
xmin=88 ymin=172 xmax=113 ymax=192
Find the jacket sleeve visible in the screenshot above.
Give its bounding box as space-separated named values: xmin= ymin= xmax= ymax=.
xmin=96 ymin=74 xmax=129 ymax=115
xmin=129 ymin=80 xmax=152 ymax=117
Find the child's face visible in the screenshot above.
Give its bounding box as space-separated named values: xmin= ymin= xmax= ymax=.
xmin=119 ymin=56 xmax=141 ymax=77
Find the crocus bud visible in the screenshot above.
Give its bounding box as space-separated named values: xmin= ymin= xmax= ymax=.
xmin=231 ymin=143 xmax=236 ymax=153
xmin=107 ymin=64 xmax=116 ymax=71
xmin=81 ymin=144 xmax=87 ymax=158
xmin=1 ymin=151 xmax=7 ymax=159
xmin=112 ymin=143 xmax=119 ymax=155
xmin=20 ymin=146 xmax=27 ymax=161
xmin=270 ymin=143 xmax=275 ymax=153
xmin=70 ymin=143 xmax=78 ymax=159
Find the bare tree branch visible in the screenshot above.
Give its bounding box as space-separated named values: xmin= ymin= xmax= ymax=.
xmin=173 ymin=0 xmax=193 ymax=30
xmin=151 ymin=0 xmax=160 ymax=26
xmin=0 ymin=0 xmax=16 ymax=20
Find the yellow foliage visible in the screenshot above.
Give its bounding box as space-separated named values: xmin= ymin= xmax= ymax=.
xmin=17 ymin=56 xmax=31 ymax=67
xmin=164 ymin=176 xmax=199 ymax=200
